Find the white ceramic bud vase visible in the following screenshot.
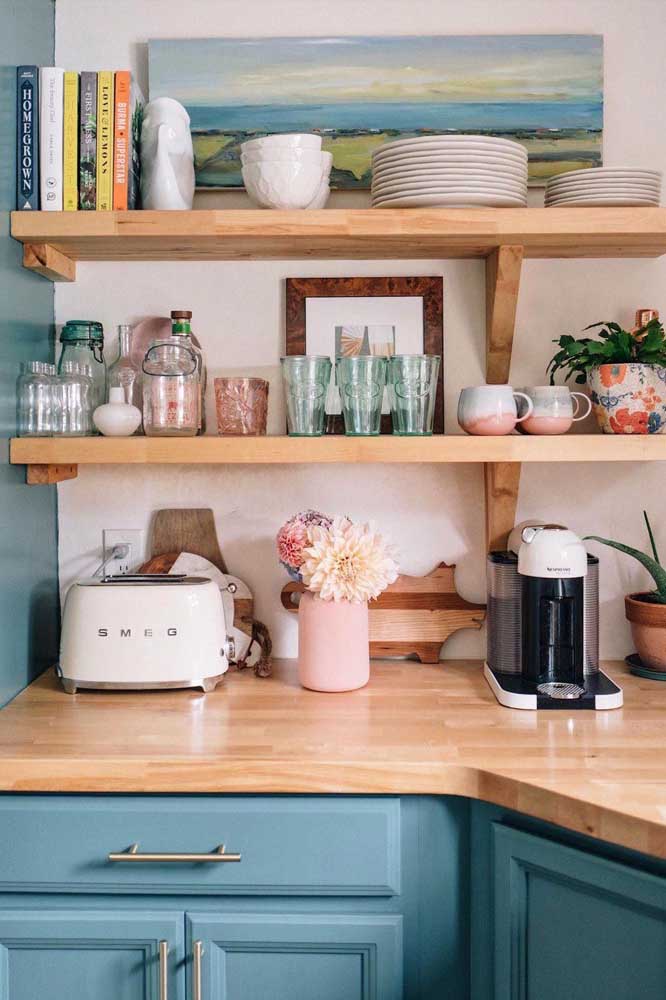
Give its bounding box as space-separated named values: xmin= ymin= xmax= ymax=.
xmin=140 ymin=98 xmax=195 ymax=210
xmin=93 ymin=387 xmax=142 ymax=437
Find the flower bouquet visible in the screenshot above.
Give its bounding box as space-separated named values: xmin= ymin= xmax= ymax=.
xmin=277 ymin=510 xmax=398 ymax=691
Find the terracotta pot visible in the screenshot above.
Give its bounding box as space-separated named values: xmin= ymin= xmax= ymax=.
xmin=297 ymin=591 xmax=369 ymax=692
xmin=625 ymin=593 xmax=666 ymax=669
xmin=588 ymin=363 xmax=666 ymax=434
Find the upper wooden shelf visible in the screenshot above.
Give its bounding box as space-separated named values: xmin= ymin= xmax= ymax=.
xmin=11 ymin=208 xmax=666 ymax=281
xmin=11 ymin=434 xmax=666 ymax=471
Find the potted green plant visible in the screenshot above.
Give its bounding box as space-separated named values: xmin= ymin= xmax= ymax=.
xmin=547 ymin=317 xmax=666 ymax=433
xmin=587 ymin=512 xmax=666 ymax=670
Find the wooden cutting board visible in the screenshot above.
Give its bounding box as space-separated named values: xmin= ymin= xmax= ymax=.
xmin=280 ymin=562 xmax=486 ymax=663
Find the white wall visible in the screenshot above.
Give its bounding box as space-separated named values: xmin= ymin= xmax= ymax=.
xmin=55 ymin=0 xmax=666 ymax=660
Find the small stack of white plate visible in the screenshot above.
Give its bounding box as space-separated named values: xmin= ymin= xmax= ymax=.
xmin=545 ymin=167 xmax=662 ymax=207
xmin=371 ymin=135 xmax=528 ymax=208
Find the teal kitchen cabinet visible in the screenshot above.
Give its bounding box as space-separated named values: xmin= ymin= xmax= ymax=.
xmin=186 ymin=912 xmax=403 ymax=1000
xmin=0 ymin=794 xmax=468 ymax=1000
xmin=471 ymin=805 xmax=666 ymax=1000
xmin=0 ymin=910 xmax=184 ymax=1000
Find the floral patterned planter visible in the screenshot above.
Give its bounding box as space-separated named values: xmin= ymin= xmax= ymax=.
xmin=588 ymin=363 xmax=666 ymax=434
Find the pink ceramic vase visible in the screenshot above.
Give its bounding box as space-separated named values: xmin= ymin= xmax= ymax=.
xmin=297 ymin=591 xmax=370 ymax=692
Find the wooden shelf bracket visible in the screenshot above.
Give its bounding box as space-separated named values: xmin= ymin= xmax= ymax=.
xmin=486 ymin=244 xmax=524 ymax=385
xmin=26 ymin=464 xmax=78 ymax=485
xmin=23 ymin=243 xmax=76 ymax=282
xmin=484 ymin=462 xmax=521 ymax=552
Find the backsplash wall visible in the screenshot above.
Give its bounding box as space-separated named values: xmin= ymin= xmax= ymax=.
xmin=55 ymin=0 xmax=666 ymax=659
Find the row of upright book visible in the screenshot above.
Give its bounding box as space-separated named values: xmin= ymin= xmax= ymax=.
xmin=17 ymin=67 xmax=144 ymax=211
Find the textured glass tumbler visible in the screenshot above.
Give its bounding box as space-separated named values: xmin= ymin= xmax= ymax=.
xmin=336 ymin=356 xmax=387 ymax=436
xmin=214 ymin=377 xmax=269 ymax=435
xmin=387 ymin=355 xmax=441 ymax=435
xmin=281 ymin=356 xmax=332 ymax=436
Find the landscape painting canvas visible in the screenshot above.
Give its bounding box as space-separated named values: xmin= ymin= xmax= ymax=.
xmin=149 ymin=35 xmax=603 ymax=189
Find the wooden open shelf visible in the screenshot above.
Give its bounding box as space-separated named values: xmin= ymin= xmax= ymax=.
xmin=13 ymin=433 xmax=666 ymax=469
xmin=11 ymin=208 xmax=666 ymax=281
xmin=12 ymin=207 xmax=666 ymax=548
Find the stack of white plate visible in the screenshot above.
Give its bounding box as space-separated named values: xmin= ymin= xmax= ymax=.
xmin=371 ymin=135 xmax=528 ymax=208
xmin=545 ymin=168 xmax=662 ymax=207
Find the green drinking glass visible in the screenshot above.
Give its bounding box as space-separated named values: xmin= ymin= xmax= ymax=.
xmin=387 ymin=355 xmax=441 ymax=435
xmin=336 ymin=356 xmax=388 ymax=436
xmin=281 ymin=355 xmax=332 ymax=436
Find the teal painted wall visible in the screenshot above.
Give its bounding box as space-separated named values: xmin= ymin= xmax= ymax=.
xmin=0 ymin=1 xmax=58 ymax=706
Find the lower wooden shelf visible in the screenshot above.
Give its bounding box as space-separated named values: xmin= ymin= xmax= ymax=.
xmin=13 ymin=434 xmax=663 ymax=551
xmin=10 ymin=433 xmax=666 ymax=469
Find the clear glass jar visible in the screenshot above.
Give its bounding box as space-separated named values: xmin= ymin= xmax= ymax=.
xmin=54 ymin=361 xmax=94 ymax=436
xmin=170 ymin=310 xmax=206 ymax=433
xmin=58 ymin=320 xmax=106 ymax=410
xmin=142 ymin=339 xmax=200 ymax=437
xmin=16 ymin=362 xmax=53 ymax=436
xmin=107 ymin=324 xmax=141 ymax=409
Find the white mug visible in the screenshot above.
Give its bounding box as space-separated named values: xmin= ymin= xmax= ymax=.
xmin=457 ymin=385 xmax=533 ymax=436
xmin=517 ymin=385 xmax=592 ymax=435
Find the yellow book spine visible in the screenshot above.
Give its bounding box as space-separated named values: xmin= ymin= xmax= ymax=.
xmin=63 ymin=72 xmax=79 ymax=211
xmin=96 ymin=71 xmax=114 ymax=211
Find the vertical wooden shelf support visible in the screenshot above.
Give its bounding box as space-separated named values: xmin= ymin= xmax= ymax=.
xmin=485 ymin=245 xmax=524 ymax=385
xmin=484 ymin=462 xmax=521 ymax=552
xmin=484 ymin=246 xmax=524 ymax=548
xmin=23 ymin=243 xmax=76 ymax=282
xmin=26 ymin=464 xmax=78 ymax=485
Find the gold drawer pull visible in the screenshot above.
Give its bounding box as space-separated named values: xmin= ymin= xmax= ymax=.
xmin=159 ymin=940 xmax=168 ymax=1000
xmin=193 ymin=940 xmax=204 ymax=1000
xmin=108 ymin=843 xmax=241 ymax=863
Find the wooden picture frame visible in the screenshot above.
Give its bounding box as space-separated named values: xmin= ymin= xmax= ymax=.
xmin=285 ymin=276 xmax=444 ymax=434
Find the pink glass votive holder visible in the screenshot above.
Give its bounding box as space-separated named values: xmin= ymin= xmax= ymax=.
xmin=214 ymin=377 xmax=269 ymax=436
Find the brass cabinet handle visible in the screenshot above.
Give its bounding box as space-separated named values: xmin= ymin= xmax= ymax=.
xmin=193 ymin=940 xmax=204 ymax=1000
xmin=159 ymin=940 xmax=168 ymax=1000
xmin=108 ymin=843 xmax=241 ymax=863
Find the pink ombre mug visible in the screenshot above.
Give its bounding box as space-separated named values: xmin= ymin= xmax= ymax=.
xmin=457 ymin=385 xmax=533 ymax=436
xmin=517 ymin=385 xmax=592 ymax=435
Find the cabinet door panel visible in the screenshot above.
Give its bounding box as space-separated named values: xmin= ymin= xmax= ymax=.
xmin=0 ymin=910 xmax=184 ymax=1000
xmin=187 ymin=912 xmax=403 ymax=1000
xmin=493 ymin=824 xmax=666 ymax=1000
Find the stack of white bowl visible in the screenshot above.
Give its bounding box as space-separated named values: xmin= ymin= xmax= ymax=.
xmin=545 ymin=167 xmax=662 ymax=207
xmin=241 ymin=134 xmax=332 ymax=209
xmin=371 ymin=135 xmax=528 ymax=208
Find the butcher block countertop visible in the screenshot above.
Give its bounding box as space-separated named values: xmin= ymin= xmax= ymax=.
xmin=1 ymin=659 xmax=665 ymax=859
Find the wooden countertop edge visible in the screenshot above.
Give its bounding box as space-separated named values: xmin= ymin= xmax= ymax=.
xmin=0 ymin=758 xmax=663 ymax=860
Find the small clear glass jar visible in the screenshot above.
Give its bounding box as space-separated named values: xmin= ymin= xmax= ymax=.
xmin=16 ymin=362 xmax=53 ymax=436
xmin=54 ymin=361 xmax=94 ymax=436
xmin=142 ymin=339 xmax=200 ymax=437
xmin=58 ymin=320 xmax=106 ymax=409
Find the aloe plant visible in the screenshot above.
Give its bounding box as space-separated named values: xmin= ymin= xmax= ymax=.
xmin=586 ymin=511 xmax=666 ymax=604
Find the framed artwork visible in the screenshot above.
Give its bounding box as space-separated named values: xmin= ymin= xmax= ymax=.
xmin=285 ymin=276 xmax=444 ymax=434
xmin=149 ymin=35 xmax=603 ymax=189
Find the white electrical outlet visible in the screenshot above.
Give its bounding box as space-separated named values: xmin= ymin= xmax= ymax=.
xmin=102 ymin=529 xmax=145 ymax=576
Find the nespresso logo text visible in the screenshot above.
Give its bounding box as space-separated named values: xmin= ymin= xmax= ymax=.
xmin=547 ymin=567 xmax=571 ymax=573
xmin=98 ymin=628 xmax=178 ymax=637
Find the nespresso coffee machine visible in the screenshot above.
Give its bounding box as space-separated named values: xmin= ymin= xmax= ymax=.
xmin=485 ymin=522 xmax=623 ymax=710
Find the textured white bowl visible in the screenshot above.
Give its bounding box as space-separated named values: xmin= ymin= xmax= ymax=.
xmin=242 ymin=161 xmax=324 ymax=209
xmin=241 ymin=147 xmax=326 ymax=165
xmin=241 ymin=133 xmax=321 ymax=154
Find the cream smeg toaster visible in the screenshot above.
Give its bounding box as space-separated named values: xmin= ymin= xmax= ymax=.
xmin=58 ymin=575 xmax=234 ymax=694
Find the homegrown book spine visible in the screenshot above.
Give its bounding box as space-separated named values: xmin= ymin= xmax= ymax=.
xmin=96 ymin=71 xmax=114 ymax=210
xmin=39 ymin=67 xmax=64 ymax=211
xmin=112 ymin=71 xmax=130 ymax=209
xmin=63 ymin=71 xmax=79 ymax=211
xmin=79 ymin=72 xmax=97 ymax=209
xmin=16 ymin=66 xmax=39 ymax=210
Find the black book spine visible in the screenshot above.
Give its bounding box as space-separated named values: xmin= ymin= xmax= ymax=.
xmin=16 ymin=66 xmax=39 ymax=210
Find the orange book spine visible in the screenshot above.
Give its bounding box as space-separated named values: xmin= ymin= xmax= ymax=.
xmin=113 ymin=71 xmax=131 ymax=210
